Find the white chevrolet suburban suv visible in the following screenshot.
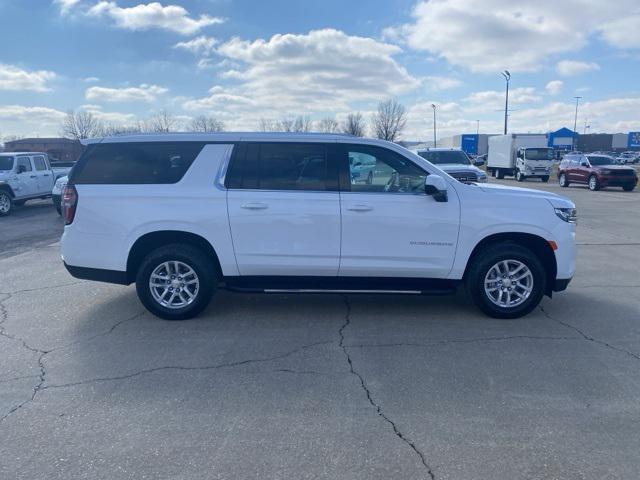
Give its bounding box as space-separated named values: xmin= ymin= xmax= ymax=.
xmin=60 ymin=133 xmax=576 ymax=320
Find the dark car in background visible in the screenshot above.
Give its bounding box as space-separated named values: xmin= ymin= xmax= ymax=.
xmin=559 ymin=153 xmax=637 ymax=191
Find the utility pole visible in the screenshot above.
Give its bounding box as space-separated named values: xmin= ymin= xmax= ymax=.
xmin=431 ymin=104 xmax=437 ymax=147
xmin=573 ymin=96 xmax=582 ymax=150
xmin=502 ymin=70 xmax=511 ymax=135
xmin=476 ymin=119 xmax=480 ymax=136
xmin=583 ymin=119 xmax=590 ymax=135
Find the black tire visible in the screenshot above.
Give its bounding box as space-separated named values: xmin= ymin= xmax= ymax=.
xmin=496 ymin=169 xmax=505 ymax=179
xmin=516 ymin=170 xmax=525 ymax=182
xmin=623 ymin=185 xmax=635 ymax=192
xmin=490 ymin=169 xmax=496 ymax=178
xmin=541 ymin=176 xmax=549 ymax=183
xmin=465 ymin=243 xmax=547 ymax=319
xmin=588 ymin=175 xmax=600 ymax=191
xmin=0 ymin=191 xmax=13 ymax=216
xmin=559 ymin=173 xmax=569 ymax=187
xmin=135 ymin=244 xmax=216 ymax=320
xmin=14 ymin=199 xmax=26 ymax=206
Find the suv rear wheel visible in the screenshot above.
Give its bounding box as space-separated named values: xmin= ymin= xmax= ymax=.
xmin=0 ymin=191 xmax=13 ymax=216
xmin=588 ymin=175 xmax=600 ymax=191
xmin=466 ymin=243 xmax=546 ymax=319
xmin=135 ymin=244 xmax=216 ymax=320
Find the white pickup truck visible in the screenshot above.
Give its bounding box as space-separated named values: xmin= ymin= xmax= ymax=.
xmin=0 ymin=152 xmax=56 ymax=216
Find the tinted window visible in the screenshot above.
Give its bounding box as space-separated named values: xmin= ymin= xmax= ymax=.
xmin=0 ymin=156 xmax=13 ymax=170
xmin=17 ymin=157 xmax=32 ymax=172
xmin=72 ymin=142 xmax=204 ymax=184
xmin=526 ymin=148 xmax=554 ymax=160
xmin=346 ymin=145 xmax=427 ymax=193
xmin=227 ymin=143 xmax=333 ymax=191
xmin=33 ymin=156 xmax=47 ymax=171
xmin=587 ymin=155 xmax=615 ymax=166
xmin=418 ymin=150 xmax=470 ymax=165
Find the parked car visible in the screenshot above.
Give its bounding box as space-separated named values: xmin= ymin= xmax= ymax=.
xmin=61 ymin=133 xmax=576 ymax=320
xmin=0 ymin=152 xmax=56 ymax=216
xmin=617 ymin=152 xmax=638 ymax=164
xmin=558 ymin=153 xmax=637 ymax=191
xmin=52 ymin=175 xmax=68 ymax=215
xmin=412 ymin=148 xmax=488 ymax=183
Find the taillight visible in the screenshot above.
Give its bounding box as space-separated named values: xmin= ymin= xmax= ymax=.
xmin=62 ymin=185 xmax=78 ymax=225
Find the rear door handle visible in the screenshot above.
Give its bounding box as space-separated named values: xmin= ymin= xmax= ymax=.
xmin=346 ymin=204 xmax=373 ymax=212
xmin=240 ymin=202 xmax=268 ymax=210
xmin=30 ymin=175 xmax=37 ymax=178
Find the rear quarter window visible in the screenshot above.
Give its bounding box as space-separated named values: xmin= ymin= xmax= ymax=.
xmin=71 ymin=142 xmax=205 ymax=185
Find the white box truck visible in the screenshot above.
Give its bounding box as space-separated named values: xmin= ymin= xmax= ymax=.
xmin=487 ymin=134 xmax=554 ymax=182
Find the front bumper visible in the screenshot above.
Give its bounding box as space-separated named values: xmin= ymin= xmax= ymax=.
xmin=553 ymin=278 xmax=572 ymax=292
xmin=599 ymin=175 xmax=637 ymax=188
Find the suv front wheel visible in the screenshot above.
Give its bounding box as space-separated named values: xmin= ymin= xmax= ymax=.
xmin=135 ymin=244 xmax=216 ymax=320
xmin=466 ymin=243 xmax=546 ymax=319
xmin=0 ymin=191 xmax=13 ymax=216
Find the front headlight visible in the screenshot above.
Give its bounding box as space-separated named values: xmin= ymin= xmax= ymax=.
xmin=476 ymin=173 xmax=488 ymax=183
xmin=555 ymin=207 xmax=577 ymax=223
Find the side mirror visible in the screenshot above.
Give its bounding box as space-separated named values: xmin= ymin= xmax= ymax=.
xmin=17 ymin=165 xmax=26 ymax=174
xmin=424 ymin=174 xmax=448 ymax=202
xmin=353 ymin=161 xmax=362 ymax=167
xmin=474 ymin=159 xmax=485 ymax=166
xmin=580 ymin=162 xmax=589 ymax=167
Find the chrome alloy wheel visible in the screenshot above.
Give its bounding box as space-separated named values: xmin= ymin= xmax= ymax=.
xmin=589 ymin=176 xmax=597 ymax=190
xmin=484 ymin=260 xmax=534 ymax=308
xmin=0 ymin=193 xmax=10 ymax=214
xmin=149 ymin=261 xmax=199 ymax=309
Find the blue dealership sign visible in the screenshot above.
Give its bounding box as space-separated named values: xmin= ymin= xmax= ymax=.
xmin=461 ymin=134 xmax=478 ymax=154
xmin=628 ymin=132 xmax=640 ymax=148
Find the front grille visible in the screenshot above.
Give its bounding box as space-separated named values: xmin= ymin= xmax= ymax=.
xmin=607 ymin=170 xmax=635 ymax=176
xmin=448 ymin=171 xmax=478 ymax=183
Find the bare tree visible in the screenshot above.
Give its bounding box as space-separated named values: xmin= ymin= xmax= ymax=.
xmin=371 ymin=100 xmax=407 ymax=142
xmin=258 ymin=118 xmax=278 ymax=132
xmin=188 ymin=115 xmax=225 ymax=133
xmin=61 ymin=110 xmax=104 ymax=140
xmin=258 ymin=115 xmax=311 ymax=132
xmin=145 ymin=109 xmax=177 ymax=133
xmin=100 ymin=123 xmax=143 ymax=137
xmin=342 ymin=112 xmax=366 ymax=137
xmin=317 ymin=117 xmax=339 ymax=133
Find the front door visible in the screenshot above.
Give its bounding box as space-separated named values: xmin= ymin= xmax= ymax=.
xmin=227 ymin=142 xmax=341 ymax=276
xmin=15 ymin=156 xmax=37 ymax=197
xmin=338 ymin=144 xmax=460 ymax=279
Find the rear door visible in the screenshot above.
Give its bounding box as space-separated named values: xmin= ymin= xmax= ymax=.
xmin=338 ymin=144 xmax=459 ymax=278
xmin=32 ymin=155 xmax=53 ymax=194
xmin=226 ymin=142 xmax=341 ymax=276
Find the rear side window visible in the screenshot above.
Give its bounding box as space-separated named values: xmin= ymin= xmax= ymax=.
xmin=71 ymin=142 xmax=205 ymax=184
xmin=33 ymin=156 xmax=47 ymax=171
xmin=226 ymin=142 xmax=337 ymax=191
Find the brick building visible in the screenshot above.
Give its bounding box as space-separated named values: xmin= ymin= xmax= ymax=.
xmin=3 ymin=137 xmax=84 ymax=162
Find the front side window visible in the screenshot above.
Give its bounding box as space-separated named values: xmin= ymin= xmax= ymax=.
xmin=71 ymin=142 xmax=205 ymax=184
xmin=346 ymin=145 xmax=427 ymax=194
xmin=16 ymin=157 xmax=32 ymax=172
xmin=587 ymin=155 xmax=614 ymax=166
xmin=33 ymin=156 xmax=47 ymax=171
xmin=0 ymin=156 xmax=13 ymax=170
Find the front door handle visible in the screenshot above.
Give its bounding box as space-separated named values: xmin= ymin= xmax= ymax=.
xmin=30 ymin=175 xmax=37 ymax=178
xmin=240 ymin=202 xmax=268 ymax=210
xmin=346 ymin=204 xmax=373 ymax=212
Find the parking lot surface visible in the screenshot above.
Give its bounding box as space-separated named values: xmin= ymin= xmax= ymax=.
xmin=1 ymin=180 xmax=639 ymax=479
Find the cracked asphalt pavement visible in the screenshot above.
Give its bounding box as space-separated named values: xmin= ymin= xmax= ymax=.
xmin=1 ymin=184 xmax=640 ymax=479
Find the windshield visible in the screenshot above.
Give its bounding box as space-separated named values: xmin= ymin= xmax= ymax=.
xmin=418 ymin=150 xmax=471 ymax=166
xmin=587 ymin=155 xmax=615 ymax=166
xmin=526 ymin=148 xmax=553 ymax=160
xmin=0 ymin=156 xmax=14 ymax=171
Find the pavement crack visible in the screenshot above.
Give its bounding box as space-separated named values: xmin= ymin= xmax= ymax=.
xmin=42 ymin=340 xmax=333 ymax=390
xmin=53 ymin=311 xmax=147 ymax=351
xmin=0 ymin=280 xmax=86 ymax=296
xmin=339 ymin=295 xmax=435 ymax=480
xmin=346 ymin=335 xmax=579 ymax=349
xmin=540 ymin=305 xmax=640 ymax=362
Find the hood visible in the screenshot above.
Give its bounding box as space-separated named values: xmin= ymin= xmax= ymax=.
xmin=0 ymin=170 xmax=13 ymax=179
xmin=477 ymin=182 xmax=574 ymax=208
xmin=437 ymin=164 xmax=484 ymax=173
xmin=593 ymin=164 xmax=635 ymax=171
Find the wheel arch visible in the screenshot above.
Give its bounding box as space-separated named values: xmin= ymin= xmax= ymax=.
xmin=0 ymin=182 xmax=15 ymax=197
xmin=126 ymin=230 xmax=223 ymax=283
xmin=463 ymin=232 xmax=557 ymax=296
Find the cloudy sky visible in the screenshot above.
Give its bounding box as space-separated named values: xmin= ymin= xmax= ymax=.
xmin=1 ymin=0 xmax=639 ymax=140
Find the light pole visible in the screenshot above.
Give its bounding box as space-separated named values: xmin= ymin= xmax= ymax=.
xmin=573 ymin=96 xmax=582 ymax=150
xmin=583 ymin=119 xmax=590 ymax=135
xmin=431 ymin=103 xmax=437 ymax=147
xmin=475 ymin=120 xmax=480 ymax=136
xmin=501 ymin=70 xmax=510 ymax=135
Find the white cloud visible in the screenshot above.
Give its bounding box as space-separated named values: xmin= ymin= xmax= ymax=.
xmin=545 ymin=80 xmax=564 ymax=95
xmin=87 ymin=1 xmax=224 ymax=35
xmin=463 ymin=87 xmax=541 ymax=113
xmin=85 ymin=84 xmax=168 ymax=103
xmin=0 ymin=64 xmax=57 ymax=92
xmin=556 ymin=60 xmax=600 ymax=76
xmin=173 ymin=36 xmax=217 ymax=55
xmin=0 ymin=105 xmax=67 ymax=137
xmin=54 ymin=0 xmax=82 ymax=15
xmin=424 ymin=76 xmax=462 ymax=91
xmin=390 ymin=0 xmax=640 ymax=73
xmin=185 ymin=29 xmax=421 ymax=117
xmin=83 ymin=76 xmax=100 ymax=83
xmin=79 ymin=104 xmax=137 ymax=124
